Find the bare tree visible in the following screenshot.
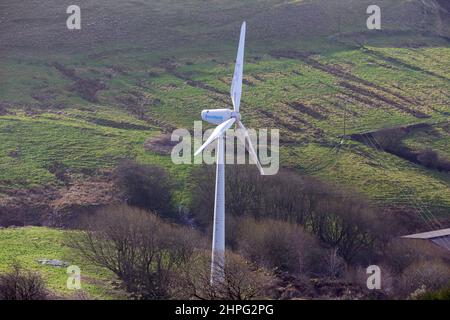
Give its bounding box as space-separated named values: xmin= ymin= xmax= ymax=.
xmin=115 ymin=161 xmax=175 ymax=219
xmin=191 ymin=165 xmax=328 ymax=227
xmin=397 ymin=259 xmax=450 ymax=298
xmin=309 ymin=195 xmax=378 ymax=263
xmin=322 ymin=248 xmax=346 ymax=278
xmin=175 ymin=251 xmax=276 ymax=300
xmin=236 ymin=217 xmax=326 ymax=276
xmin=68 ymin=205 xmax=201 ymax=299
xmin=0 ymin=264 xmax=48 ymax=300
xmin=192 ymin=165 xmax=381 ymax=264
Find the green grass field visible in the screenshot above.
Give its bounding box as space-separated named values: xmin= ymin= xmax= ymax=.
xmin=0 ymin=227 xmax=123 ymax=299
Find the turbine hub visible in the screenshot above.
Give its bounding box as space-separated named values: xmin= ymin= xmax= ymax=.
xmin=231 ymin=111 xmax=241 ymax=121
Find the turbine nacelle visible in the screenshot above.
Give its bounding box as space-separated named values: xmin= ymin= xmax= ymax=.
xmin=201 ymin=108 xmax=240 ymax=125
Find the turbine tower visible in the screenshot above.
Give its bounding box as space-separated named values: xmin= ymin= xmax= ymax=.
xmin=194 ymin=22 xmax=264 ymax=284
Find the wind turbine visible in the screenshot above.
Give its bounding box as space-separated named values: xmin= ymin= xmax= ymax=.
xmin=194 ymin=22 xmax=265 ymax=284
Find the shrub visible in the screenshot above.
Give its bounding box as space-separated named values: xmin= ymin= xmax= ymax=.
xmin=190 ymin=165 xmax=261 ymax=228
xmin=115 ymin=161 xmax=174 ymax=219
xmin=371 ymin=128 xmax=406 ymax=152
xmin=174 ymin=251 xmax=276 ymax=300
xmin=416 ymin=148 xmax=450 ymax=171
xmin=310 ymin=195 xmax=378 ymax=263
xmin=345 ymin=264 xmax=394 ymax=298
xmin=0 ymin=265 xmax=48 ymax=300
xmin=68 ymin=205 xmax=202 ymax=299
xmin=417 ymin=149 xmax=439 ymax=169
xmin=191 ymin=165 xmax=383 ymax=264
xmin=320 ymin=248 xmax=347 ymax=279
xmin=235 ymin=217 xmax=326 ymax=276
xmin=381 ymin=239 xmax=432 ymax=274
xmin=397 ymin=260 xmax=450 ymax=298
xmin=190 ymin=165 xmax=328 ymax=227
xmin=417 ymin=285 xmax=450 ymax=300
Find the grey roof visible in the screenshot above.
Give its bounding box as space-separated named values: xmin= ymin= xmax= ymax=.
xmin=401 ymin=228 xmax=450 ymax=240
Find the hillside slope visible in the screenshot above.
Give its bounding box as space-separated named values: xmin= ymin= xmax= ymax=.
xmin=0 ymin=0 xmax=449 ymax=227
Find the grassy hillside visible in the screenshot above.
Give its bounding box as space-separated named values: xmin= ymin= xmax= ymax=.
xmin=0 ymin=227 xmax=123 ymax=299
xmin=0 ymin=0 xmax=449 ymax=221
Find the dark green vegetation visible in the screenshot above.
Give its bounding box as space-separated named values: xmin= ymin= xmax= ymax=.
xmin=0 ymin=0 xmax=450 ymax=299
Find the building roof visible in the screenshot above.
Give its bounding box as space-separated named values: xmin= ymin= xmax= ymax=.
xmin=401 ymin=228 xmax=450 ymax=240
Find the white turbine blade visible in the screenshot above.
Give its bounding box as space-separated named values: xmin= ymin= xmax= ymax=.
xmin=230 ymin=22 xmax=246 ymax=112
xmin=194 ymin=118 xmax=236 ymax=156
xmin=236 ymin=120 xmax=265 ymax=175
